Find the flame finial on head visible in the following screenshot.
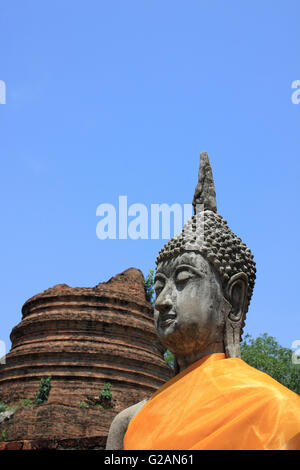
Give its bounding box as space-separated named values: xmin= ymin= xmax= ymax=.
xmin=192 ymin=151 xmax=217 ymax=214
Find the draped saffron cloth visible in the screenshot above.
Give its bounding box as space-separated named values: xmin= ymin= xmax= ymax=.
xmin=124 ymin=353 xmax=300 ymax=450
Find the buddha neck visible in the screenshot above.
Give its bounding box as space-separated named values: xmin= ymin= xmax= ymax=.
xmin=175 ymin=342 xmax=225 ymax=373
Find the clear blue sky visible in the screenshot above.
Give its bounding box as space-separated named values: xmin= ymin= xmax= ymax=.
xmin=0 ymin=1 xmax=299 ymax=353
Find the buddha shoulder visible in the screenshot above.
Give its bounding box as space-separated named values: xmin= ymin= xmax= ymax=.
xmin=106 ymin=398 xmax=148 ymax=450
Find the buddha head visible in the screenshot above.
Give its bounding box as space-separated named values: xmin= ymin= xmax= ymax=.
xmin=153 ymin=152 xmax=256 ymax=369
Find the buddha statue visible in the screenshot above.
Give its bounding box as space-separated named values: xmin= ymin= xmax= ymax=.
xmin=106 ymin=152 xmax=300 ymax=450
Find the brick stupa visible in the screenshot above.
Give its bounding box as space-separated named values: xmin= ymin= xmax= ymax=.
xmin=0 ymin=268 xmax=172 ymax=450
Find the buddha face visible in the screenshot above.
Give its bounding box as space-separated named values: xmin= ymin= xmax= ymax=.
xmin=154 ymin=252 xmax=225 ymax=356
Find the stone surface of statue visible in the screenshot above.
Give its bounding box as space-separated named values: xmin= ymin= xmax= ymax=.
xmin=106 ymin=152 xmax=300 ymax=450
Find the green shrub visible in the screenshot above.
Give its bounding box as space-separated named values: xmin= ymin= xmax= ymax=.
xmin=19 ymin=399 xmax=34 ymax=408
xmin=164 ymin=350 xmax=175 ymax=368
xmin=1 ymin=430 xmax=7 ymax=442
xmin=144 ymin=269 xmax=155 ymax=304
xmin=0 ymin=402 xmax=7 ymax=413
xmin=34 ymin=376 xmax=52 ymax=404
xmin=99 ymin=383 xmax=112 ymax=409
xmin=78 ymin=401 xmax=89 ymax=408
xmin=100 ymin=383 xmax=112 ymax=400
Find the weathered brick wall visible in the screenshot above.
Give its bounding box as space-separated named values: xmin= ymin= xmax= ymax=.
xmin=0 ymin=403 xmax=113 ymax=449
xmin=0 ymin=268 xmax=172 ymax=450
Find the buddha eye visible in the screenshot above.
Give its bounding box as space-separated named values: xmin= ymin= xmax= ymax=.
xmin=154 ymin=279 xmax=165 ymax=296
xmin=175 ymin=269 xmax=194 ymax=284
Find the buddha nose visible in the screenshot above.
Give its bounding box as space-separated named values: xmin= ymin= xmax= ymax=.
xmin=155 ymin=289 xmax=173 ymax=314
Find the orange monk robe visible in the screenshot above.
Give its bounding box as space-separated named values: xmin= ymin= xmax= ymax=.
xmin=124 ymin=353 xmax=300 ymax=450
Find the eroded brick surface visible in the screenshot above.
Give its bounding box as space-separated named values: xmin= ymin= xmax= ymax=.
xmin=0 ymin=268 xmax=172 ymax=450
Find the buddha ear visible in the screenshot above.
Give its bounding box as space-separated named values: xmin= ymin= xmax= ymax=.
xmin=225 ymin=272 xmax=248 ymax=322
xmin=224 ymin=272 xmax=248 ymax=358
